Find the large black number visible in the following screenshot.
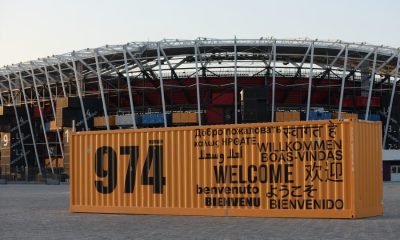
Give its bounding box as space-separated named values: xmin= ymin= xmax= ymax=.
xmin=142 ymin=145 xmax=166 ymax=194
xmin=94 ymin=144 xmax=166 ymax=194
xmin=95 ymin=146 xmax=117 ymax=194
xmin=121 ymin=146 xmax=139 ymax=193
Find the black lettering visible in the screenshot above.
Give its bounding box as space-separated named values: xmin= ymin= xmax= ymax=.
xmin=121 ymin=146 xmax=139 ymax=193
xmin=95 ymin=146 xmax=117 ymax=194
xmin=214 ymin=165 xmax=228 ymax=183
xmin=141 ymin=145 xmax=166 ymax=194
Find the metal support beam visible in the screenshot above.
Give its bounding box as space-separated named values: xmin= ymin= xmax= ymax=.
xmin=365 ymin=49 xmax=378 ymax=120
xmin=159 ymin=46 xmax=192 ymax=103
xmin=29 ymin=66 xmax=55 ymax=175
xmin=3 ymin=74 xmax=30 ymax=178
xmin=159 ymin=48 xmax=178 ymax=79
xmin=42 ymin=59 xmax=67 ymax=97
xmin=195 ymin=43 xmax=206 ymax=69
xmin=0 ymin=90 xmax=3 ymax=106
xmin=383 ymin=53 xmax=400 ymax=148
xmin=57 ymin=62 xmax=67 ymax=97
xmin=21 ymin=65 xmax=65 ymax=164
xmin=267 ymin=44 xmax=274 ymax=68
xmin=317 ymin=46 xmax=346 ymax=81
xmin=271 ymin=40 xmax=277 ymax=122
xmin=54 ymin=56 xmax=84 ymax=79
xmin=194 ymin=42 xmax=202 ymax=125
xmin=0 ymin=89 xmax=4 ymax=106
xmin=306 ymin=42 xmax=315 ymax=121
xmin=123 ymin=46 xmax=137 ymax=128
xmin=75 ymin=56 xmax=99 ymax=76
xmin=295 ymin=43 xmax=313 ymax=77
xmin=329 ymin=46 xmax=346 ymax=68
xmin=157 ymin=43 xmax=168 ymax=128
xmin=234 ymin=37 xmax=238 ymax=124
xmin=17 ymin=72 xmax=43 ymax=176
xmin=354 ymin=48 xmax=375 ymax=70
xmin=94 ymin=50 xmax=110 ymax=130
xmin=376 ymin=53 xmax=396 ymax=73
xmin=43 ymin=65 xmax=65 ymax=161
xmin=98 ymin=53 xmax=120 ymax=74
xmin=71 ymin=53 xmax=89 ymax=131
xmin=126 ymin=51 xmax=154 ymax=80
xmin=338 ymin=45 xmax=348 ymax=119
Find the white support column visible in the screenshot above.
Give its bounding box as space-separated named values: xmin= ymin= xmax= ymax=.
xmin=234 ymin=37 xmax=238 ymax=124
xmin=194 ymin=42 xmax=202 ymax=125
xmin=338 ymin=45 xmax=348 ymax=119
xmin=94 ymin=50 xmax=110 ymax=130
xmin=17 ymin=72 xmax=43 ymax=176
xmin=4 ymin=74 xmax=30 ymax=177
xmin=57 ymin=62 xmax=67 ymax=97
xmin=29 ymin=66 xmax=54 ymax=175
xmin=43 ymin=65 xmax=65 ymax=161
xmin=157 ymin=43 xmax=168 ymax=128
xmin=271 ymin=40 xmax=277 ymax=122
xmin=329 ymin=46 xmax=346 ymax=68
xmin=42 ymin=58 xmax=68 ymax=97
xmin=383 ymin=53 xmax=400 ymax=148
xmin=0 ymin=89 xmax=4 ymax=106
xmin=376 ymin=54 xmax=396 ymax=73
xmin=306 ymin=42 xmax=315 ymax=121
xmin=71 ymin=53 xmax=89 ymax=131
xmin=123 ymin=46 xmax=137 ymax=128
xmin=365 ymin=49 xmax=378 ymax=120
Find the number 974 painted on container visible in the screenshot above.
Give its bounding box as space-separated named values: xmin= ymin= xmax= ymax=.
xmin=70 ymin=120 xmax=383 ymax=219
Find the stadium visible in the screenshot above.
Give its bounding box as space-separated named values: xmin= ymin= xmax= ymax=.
xmin=0 ymin=37 xmax=399 ymax=182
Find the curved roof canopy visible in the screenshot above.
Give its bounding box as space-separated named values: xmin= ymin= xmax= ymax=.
xmin=0 ymin=38 xmax=399 ymax=93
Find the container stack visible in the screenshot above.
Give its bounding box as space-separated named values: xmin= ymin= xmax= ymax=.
xmin=63 ymin=128 xmax=71 ymax=177
xmin=332 ymin=112 xmax=358 ymax=120
xmin=115 ymin=114 xmax=141 ymax=127
xmin=307 ymin=111 xmax=332 ymax=120
xmin=0 ymin=132 xmax=11 ymax=177
xmin=172 ymin=112 xmax=198 ymax=125
xmin=93 ymin=116 xmax=116 ymax=128
xmin=45 ymin=158 xmax=64 ymax=169
xmin=381 ymin=95 xmax=400 ymax=149
xmin=142 ymin=113 xmax=168 ymax=126
xmin=358 ymin=114 xmax=381 ymax=121
xmin=55 ymin=97 xmax=102 ymax=131
xmin=275 ymin=111 xmax=300 ymax=122
xmin=49 ymin=120 xmax=58 ymax=132
xmin=0 ymin=106 xmax=35 ymax=179
xmin=241 ymin=87 xmax=270 ymax=123
xmin=207 ymin=92 xmax=234 ymax=125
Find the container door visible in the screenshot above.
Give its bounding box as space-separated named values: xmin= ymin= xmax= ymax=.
xmin=391 ymin=165 xmax=400 ymax=181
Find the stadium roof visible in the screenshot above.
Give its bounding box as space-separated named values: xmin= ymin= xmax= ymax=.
xmin=0 ymin=38 xmax=399 ymax=92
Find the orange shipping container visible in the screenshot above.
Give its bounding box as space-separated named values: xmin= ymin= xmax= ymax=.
xmin=172 ymin=112 xmax=198 ymax=124
xmin=70 ymin=120 xmax=382 ymax=218
xmin=94 ymin=116 xmax=116 ymax=127
xmin=275 ymin=111 xmax=300 ymax=122
xmin=56 ymin=97 xmax=69 ymax=109
xmin=332 ymin=112 xmax=358 ymax=120
xmin=45 ymin=158 xmax=64 ymax=168
xmin=49 ymin=120 xmax=59 ymax=131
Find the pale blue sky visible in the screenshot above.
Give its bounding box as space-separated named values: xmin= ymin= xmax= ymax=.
xmin=0 ymin=0 xmax=399 ymax=66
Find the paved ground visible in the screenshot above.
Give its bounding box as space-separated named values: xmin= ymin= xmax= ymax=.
xmin=0 ymin=183 xmax=399 ymax=240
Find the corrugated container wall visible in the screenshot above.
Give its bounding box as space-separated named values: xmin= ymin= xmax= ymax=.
xmin=70 ymin=120 xmax=383 ymax=218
